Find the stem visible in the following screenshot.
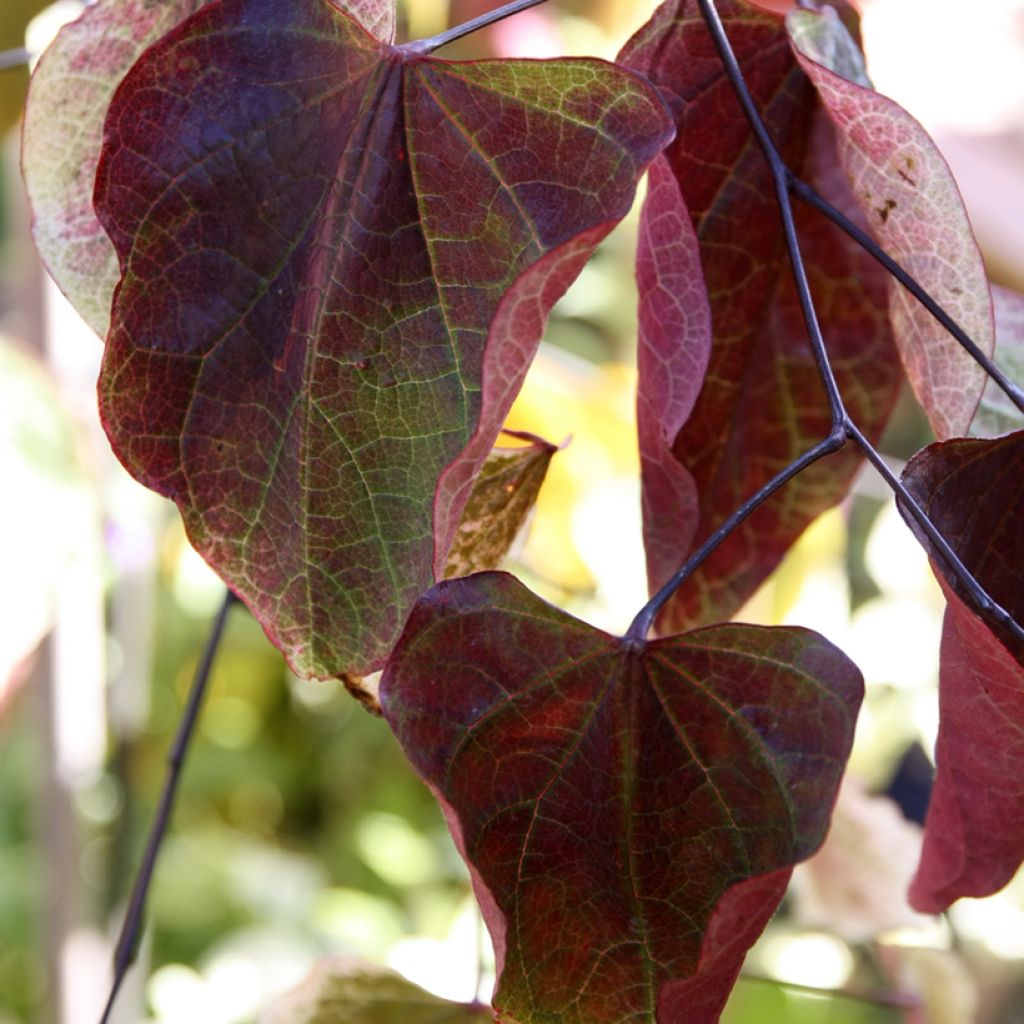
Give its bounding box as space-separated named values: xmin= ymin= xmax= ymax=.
xmin=0 ymin=47 xmax=31 ymax=71
xmin=741 ymin=972 xmax=917 ymax=1012
xmin=626 ymin=432 xmax=846 ymax=642
xmin=849 ymin=425 xmax=1024 ymax=648
xmin=792 ymin=177 xmax=1024 ymax=417
xmin=402 ymin=0 xmax=552 ymax=55
xmin=99 ymin=589 xmax=236 ymax=1024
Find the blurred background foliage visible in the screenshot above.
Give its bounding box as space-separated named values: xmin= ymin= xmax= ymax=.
xmin=2 ymin=0 xmax=1024 ymax=1022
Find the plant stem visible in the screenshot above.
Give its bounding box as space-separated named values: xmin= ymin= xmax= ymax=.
xmin=0 ymin=47 xmax=31 ymax=71
xmin=792 ymin=176 xmax=1024 ymax=417
xmin=403 ymin=0 xmax=552 ymax=55
xmin=625 ymin=432 xmax=846 ymax=642
xmin=99 ymin=589 xmax=236 ymax=1024
xmin=741 ymin=972 xmax=918 ymax=1012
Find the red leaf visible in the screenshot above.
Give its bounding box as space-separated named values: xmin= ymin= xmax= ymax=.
xmin=94 ymin=0 xmax=673 ymax=678
xmin=789 ymin=6 xmax=994 ymax=440
xmin=898 ymin=432 xmax=1024 ymax=911
xmin=380 ymin=572 xmax=863 ymax=1023
xmin=620 ymin=0 xmax=899 ymax=632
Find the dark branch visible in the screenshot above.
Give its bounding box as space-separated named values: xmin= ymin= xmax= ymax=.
xmin=403 ymin=0 xmax=552 ymax=55
xmin=792 ymin=176 xmax=1024 ymax=417
xmin=99 ymin=589 xmax=236 ymax=1024
xmin=626 ymin=432 xmax=846 ymax=642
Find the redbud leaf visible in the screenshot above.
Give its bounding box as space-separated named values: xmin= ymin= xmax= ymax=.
xmin=258 ymin=956 xmax=490 ymax=1024
xmin=380 ymin=572 xmax=863 ymax=1023
xmin=789 ymin=6 xmax=994 ymax=439
xmin=971 ymin=285 xmax=1024 ymax=438
xmin=898 ymin=431 xmax=1024 ymax=911
xmin=621 ymin=0 xmax=899 ymax=632
xmin=94 ymin=0 xmax=672 ymax=678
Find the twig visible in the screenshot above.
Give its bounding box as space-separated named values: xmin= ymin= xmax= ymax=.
xmin=791 ymin=176 xmax=1024 ymax=417
xmin=402 ymin=0 xmax=552 ymax=55
xmin=629 ymin=0 xmax=1024 ymax=646
xmin=99 ymin=589 xmax=236 ymax=1024
xmin=0 ymin=47 xmax=32 ymax=71
xmin=626 ymin=432 xmax=845 ymax=641
xmin=740 ymin=972 xmax=919 ymax=1011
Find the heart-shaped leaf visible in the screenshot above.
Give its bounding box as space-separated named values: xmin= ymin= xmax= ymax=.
xmin=94 ymin=0 xmax=673 ymax=678
xmin=789 ymin=5 xmax=994 ymax=440
xmin=380 ymin=572 xmax=863 ymax=1023
xmin=898 ymin=431 xmax=1024 ymax=912
xmin=620 ymin=0 xmax=899 ymax=633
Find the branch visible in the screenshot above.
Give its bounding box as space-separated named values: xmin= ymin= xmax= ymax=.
xmin=99 ymin=589 xmax=237 ymax=1024
xmin=625 ymin=432 xmax=846 ymax=642
xmin=0 ymin=47 xmax=31 ymax=71
xmin=791 ymin=176 xmax=1024 ymax=418
xmin=403 ymin=0 xmax=552 ymax=55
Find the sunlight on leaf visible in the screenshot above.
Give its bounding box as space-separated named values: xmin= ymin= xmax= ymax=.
xmin=970 ymin=285 xmax=1024 ymax=438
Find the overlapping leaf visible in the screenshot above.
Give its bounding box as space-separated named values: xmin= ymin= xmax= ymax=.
xmin=94 ymin=0 xmax=673 ymax=677
xmin=380 ymin=572 xmax=862 ymax=1023
xmin=343 ymin=429 xmax=557 ymax=713
xmin=620 ymin=0 xmax=899 ymax=633
xmin=971 ymin=285 xmax=1024 ymax=437
xmin=898 ymin=432 xmax=1024 ymax=912
xmin=22 ymin=0 xmax=209 ymax=336
xmin=789 ymin=6 xmax=994 ymax=439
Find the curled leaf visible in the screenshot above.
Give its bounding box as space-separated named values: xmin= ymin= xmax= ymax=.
xmin=789 ymin=6 xmax=994 ymax=439
xmin=94 ymin=0 xmax=673 ymax=677
xmin=381 ymin=572 xmax=862 ymax=1023
xmin=898 ymin=431 xmax=1024 ymax=911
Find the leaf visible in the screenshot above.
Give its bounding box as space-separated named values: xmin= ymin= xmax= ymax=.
xmin=258 ymin=955 xmax=490 ymax=1024
xmin=380 ymin=572 xmax=863 ymax=1024
xmin=442 ymin=430 xmax=557 ymax=581
xmin=790 ymin=776 xmax=931 ymax=942
xmin=343 ymin=429 xmax=557 ymax=713
xmin=21 ymin=0 xmax=396 ymax=339
xmin=788 ymin=5 xmax=995 ymax=440
xmin=970 ymin=285 xmax=1024 ymax=437
xmin=94 ymin=0 xmax=673 ymax=678
xmin=0 ymin=0 xmax=50 ymax=135
xmin=897 ymin=432 xmax=1024 ymax=911
xmin=22 ymin=0 xmax=210 ymax=336
xmin=620 ymin=0 xmax=899 ymax=632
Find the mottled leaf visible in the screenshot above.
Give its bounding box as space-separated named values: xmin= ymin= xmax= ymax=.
xmin=94 ymin=0 xmax=673 ymax=677
xmin=898 ymin=432 xmax=1024 ymax=911
xmin=381 ymin=572 xmax=862 ymax=1024
xmin=258 ymin=956 xmax=489 ymax=1024
xmin=789 ymin=6 xmax=994 ymax=439
xmin=442 ymin=430 xmax=557 ymax=581
xmin=21 ymin=0 xmax=395 ymax=338
xmin=621 ymin=0 xmax=899 ymax=633
xmin=971 ymin=285 xmax=1024 ymax=437
xmin=343 ymin=429 xmax=556 ymax=713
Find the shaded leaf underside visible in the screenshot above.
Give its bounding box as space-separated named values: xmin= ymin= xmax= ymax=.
xmin=899 ymin=432 xmax=1024 ymax=912
xmin=620 ymin=0 xmax=899 ymax=633
xmin=381 ymin=572 xmax=862 ymax=1023
xmin=95 ymin=0 xmax=672 ymax=677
